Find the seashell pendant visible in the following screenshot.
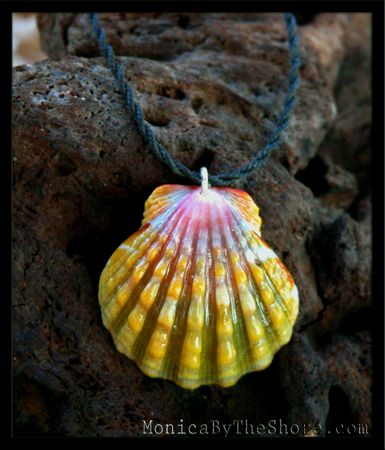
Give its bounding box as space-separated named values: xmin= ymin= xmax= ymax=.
xmin=99 ymin=174 xmax=299 ymax=389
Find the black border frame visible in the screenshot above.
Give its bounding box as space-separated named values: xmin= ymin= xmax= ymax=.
xmin=4 ymin=1 xmax=384 ymax=446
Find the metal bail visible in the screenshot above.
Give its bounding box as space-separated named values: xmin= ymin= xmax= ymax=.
xmin=200 ymin=167 xmax=209 ymax=196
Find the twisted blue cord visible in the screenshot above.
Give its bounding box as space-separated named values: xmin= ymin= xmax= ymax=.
xmin=88 ymin=12 xmax=300 ymax=186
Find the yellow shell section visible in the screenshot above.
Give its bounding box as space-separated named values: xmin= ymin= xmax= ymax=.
xmin=99 ymin=184 xmax=299 ymax=389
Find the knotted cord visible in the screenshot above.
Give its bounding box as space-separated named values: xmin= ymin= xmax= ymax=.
xmin=88 ymin=12 xmax=300 ymax=186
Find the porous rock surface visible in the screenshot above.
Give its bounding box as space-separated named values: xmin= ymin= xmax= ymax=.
xmin=13 ymin=13 xmax=371 ymax=437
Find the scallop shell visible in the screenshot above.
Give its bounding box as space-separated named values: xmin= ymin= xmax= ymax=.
xmin=99 ymin=184 xmax=299 ymax=389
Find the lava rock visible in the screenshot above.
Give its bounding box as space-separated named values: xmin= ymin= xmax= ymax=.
xmin=13 ymin=13 xmax=372 ymax=437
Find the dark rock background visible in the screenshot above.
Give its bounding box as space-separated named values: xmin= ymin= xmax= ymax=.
xmin=13 ymin=13 xmax=372 ymax=437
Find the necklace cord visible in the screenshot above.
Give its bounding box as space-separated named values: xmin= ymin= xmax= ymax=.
xmin=88 ymin=13 xmax=300 ymax=186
